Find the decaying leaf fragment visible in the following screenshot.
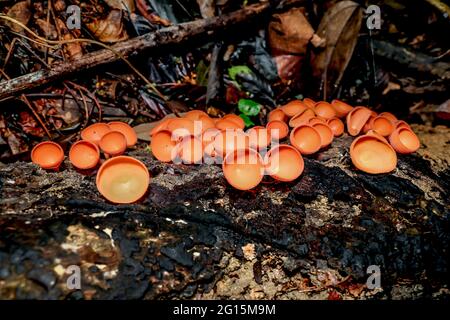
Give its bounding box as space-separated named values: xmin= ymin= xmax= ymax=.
xmin=268 ymin=8 xmax=323 ymax=81
xmin=87 ymin=10 xmax=129 ymax=43
xmin=55 ymin=18 xmax=84 ymax=60
xmin=311 ymin=1 xmax=363 ymax=99
xmin=4 ymin=1 xmax=31 ymax=32
xmin=104 ymin=0 xmax=135 ymax=12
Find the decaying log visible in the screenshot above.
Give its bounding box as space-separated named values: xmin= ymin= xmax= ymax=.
xmin=0 ymin=126 xmax=449 ymax=299
xmin=0 ymin=0 xmax=303 ymax=101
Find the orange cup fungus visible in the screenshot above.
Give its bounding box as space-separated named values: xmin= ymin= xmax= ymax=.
xmin=350 ymin=131 xmax=397 ymax=174
xmin=31 ymin=141 xmax=64 ymax=170
xmin=69 ymin=140 xmax=100 ymax=170
xmin=99 ymin=131 xmax=127 ymax=157
xmin=265 ymin=144 xmax=304 ymax=182
xmin=81 ymin=123 xmax=111 ymax=145
xmin=290 ymin=125 xmax=322 ymax=155
xmin=96 ymin=156 xmax=150 ymax=204
xmin=389 ymin=127 xmax=420 ymax=154
xmin=107 ymin=122 xmax=138 ymax=147
xmin=266 ymin=120 xmax=289 ymax=140
xmin=222 ymin=148 xmax=264 ymax=190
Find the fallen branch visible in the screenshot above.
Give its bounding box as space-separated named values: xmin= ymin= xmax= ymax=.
xmin=0 ymin=0 xmax=302 ymax=101
xmin=372 ymin=40 xmax=450 ymax=79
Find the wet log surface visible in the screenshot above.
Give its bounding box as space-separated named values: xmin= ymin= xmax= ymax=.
xmin=0 ymin=127 xmax=449 ymax=300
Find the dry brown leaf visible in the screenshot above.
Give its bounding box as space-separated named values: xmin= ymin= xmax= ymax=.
xmin=35 ymin=18 xmax=58 ymax=40
xmin=5 ymin=1 xmax=31 ymax=32
xmin=56 ymin=18 xmax=83 ymax=60
xmin=268 ymin=8 xmax=322 ymax=81
xmin=311 ymin=1 xmax=363 ymax=99
xmin=197 ymin=0 xmax=216 ymax=18
xmin=87 ymin=10 xmax=129 ymax=43
xmin=104 ymin=0 xmax=135 ymax=12
xmin=269 ymin=8 xmax=315 ymax=55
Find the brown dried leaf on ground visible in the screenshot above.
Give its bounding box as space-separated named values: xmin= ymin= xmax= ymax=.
xmin=5 ymin=1 xmax=32 ymax=32
xmin=35 ymin=18 xmax=58 ymax=40
xmin=18 ymin=111 xmax=45 ymax=137
xmin=268 ymin=7 xmax=322 ymax=81
xmin=311 ymin=1 xmax=363 ymax=99
xmin=87 ymin=9 xmax=129 ymax=43
xmin=55 ymin=18 xmax=83 ymax=60
xmin=104 ymin=0 xmax=135 ymax=12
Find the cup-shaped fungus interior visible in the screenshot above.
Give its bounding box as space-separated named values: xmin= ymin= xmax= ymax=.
xmin=265 ymin=145 xmax=304 ymax=182
xmin=151 ymin=130 xmax=178 ymax=162
xmin=222 ymin=148 xmax=264 ymax=190
xmin=99 ymin=131 xmax=127 ymax=156
xmin=31 ymin=142 xmax=64 ymax=169
xmin=96 ymin=156 xmax=150 ymax=204
xmin=351 ymin=136 xmax=397 ymax=174
xmin=290 ymin=125 xmax=322 ymax=154
xmin=69 ymin=140 xmax=100 ymax=169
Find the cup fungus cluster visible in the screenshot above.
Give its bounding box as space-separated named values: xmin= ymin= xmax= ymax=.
xmin=31 ymin=121 xmax=150 ymax=204
xmin=150 ymin=110 xmax=305 ymax=190
xmin=274 ymin=98 xmax=420 ymax=174
xmin=31 ymin=98 xmax=420 ymax=201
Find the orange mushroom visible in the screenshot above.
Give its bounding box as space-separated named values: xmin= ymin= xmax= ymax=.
xmin=175 ymin=135 xmax=204 ymax=164
xmin=379 ymin=112 xmax=398 ymax=122
xmin=99 ymin=131 xmax=127 ymax=157
xmin=346 ymin=106 xmax=373 ymax=136
xmin=247 ymin=126 xmax=271 ymax=150
xmin=69 ymin=140 xmax=100 ymax=170
xmin=151 ymin=130 xmax=178 ymax=162
xmin=314 ymin=101 xmax=336 ymax=120
xmin=108 ymin=121 xmax=137 ymax=147
xmin=223 ymin=114 xmax=245 ymax=129
xmin=331 ymin=99 xmax=353 ymax=118
xmin=31 ymin=141 xmax=65 ymax=170
xmin=213 ymin=130 xmax=249 ymax=157
xmin=302 ymin=98 xmax=316 ymax=109
xmin=264 ymin=144 xmax=304 ymax=182
xmin=281 ymin=100 xmax=308 ymax=117
xmin=222 ymin=148 xmax=264 ymax=190
xmin=289 ymin=125 xmax=322 ymax=155
xmin=81 ymin=123 xmax=111 ymax=145
xmin=215 ymin=119 xmax=243 ymax=131
xmin=389 ymin=127 xmax=420 ymax=154
xmin=370 ymin=116 xmax=395 ymax=137
xmin=266 ymin=120 xmax=289 ymax=140
xmin=289 ymin=108 xmax=315 ymax=128
xmin=96 ymin=156 xmax=150 ymax=204
xmin=268 ymin=108 xmax=288 ymax=123
xmin=350 ymin=131 xmax=397 ymax=174
xmin=327 ymin=118 xmax=345 ymax=136
xmin=312 ymin=123 xmax=334 ymax=148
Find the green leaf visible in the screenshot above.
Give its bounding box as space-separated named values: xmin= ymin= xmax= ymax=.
xmin=228 ymin=65 xmax=252 ymax=82
xmin=195 ymin=60 xmax=209 ymax=87
xmin=239 ymin=113 xmax=254 ymax=127
xmin=238 ymin=98 xmax=261 ymax=116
